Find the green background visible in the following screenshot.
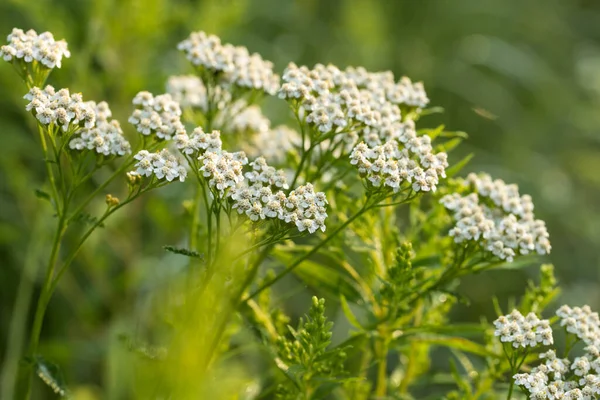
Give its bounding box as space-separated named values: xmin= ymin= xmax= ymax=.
xmin=1 ymin=0 xmax=600 ymax=397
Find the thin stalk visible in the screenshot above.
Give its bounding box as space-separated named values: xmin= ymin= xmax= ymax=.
xmin=0 ymin=216 xmax=45 ymax=400
xmin=204 ymin=244 xmax=273 ymax=370
xmin=375 ymin=334 xmax=389 ymax=397
xmin=49 ymin=190 xmax=150 ymax=295
xmin=67 ymin=160 xmax=133 ymax=224
xmin=37 ymin=125 xmax=60 ymax=215
xmin=25 ymin=212 xmax=68 ymax=399
xmin=243 ymin=203 xmax=371 ymax=302
xmin=189 ymin=184 xmax=202 ymax=250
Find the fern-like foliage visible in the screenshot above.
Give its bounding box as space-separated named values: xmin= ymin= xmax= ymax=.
xmin=275 ymin=297 xmax=347 ymax=399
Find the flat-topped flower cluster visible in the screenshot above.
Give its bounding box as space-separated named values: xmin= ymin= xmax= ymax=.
xmin=1 ymin=28 xmax=70 ymax=69
xmin=174 ymin=127 xmax=328 ymax=234
xmin=279 ymin=63 xmax=428 ymax=145
xmin=440 ymin=173 xmax=551 ymax=262
xmin=506 ymin=305 xmax=600 ymax=398
xmin=128 ymin=91 xmax=186 ymax=140
xmin=25 ymin=86 xmax=131 ymax=157
xmin=177 ymin=31 xmax=280 ymax=95
xmin=493 ymin=309 xmax=553 ymax=348
xmin=349 ymin=121 xmax=448 ymax=193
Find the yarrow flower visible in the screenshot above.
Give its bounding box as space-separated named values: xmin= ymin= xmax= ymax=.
xmin=349 ymin=121 xmax=448 ymax=194
xmin=440 ymin=173 xmax=551 ymax=262
xmin=1 ymin=28 xmax=70 ymax=69
xmin=556 ymin=305 xmax=600 ymax=346
xmin=493 ymin=310 xmax=553 ymax=348
xmin=199 ymin=149 xmax=248 ymax=197
xmin=244 ymin=125 xmax=301 ymax=165
xmin=128 ymin=91 xmax=185 ymax=140
xmin=166 ymin=75 xmax=207 ymax=109
xmin=69 ymin=101 xmax=131 ymax=157
xmin=177 ymin=31 xmax=280 ymax=95
xmin=24 ymin=86 xmax=96 ymax=132
xmin=509 ymin=305 xmax=600 ymax=399
xmin=131 ymin=149 xmax=187 ymax=182
xmin=278 ymin=63 xmax=429 ymax=146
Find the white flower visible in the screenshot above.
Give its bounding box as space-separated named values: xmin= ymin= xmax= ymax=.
xmin=177 ymin=31 xmax=279 ymax=95
xmin=129 ymin=91 xmax=185 ymax=140
xmin=1 ymin=28 xmax=70 ymax=69
xmin=166 ymin=75 xmax=207 ymax=109
xmin=131 ymin=149 xmax=186 ymax=182
xmin=441 ymin=173 xmax=551 ymax=263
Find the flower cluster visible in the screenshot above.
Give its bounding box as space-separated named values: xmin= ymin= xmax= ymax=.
xmin=199 ymin=149 xmax=248 ymax=197
xmin=440 ymin=173 xmax=551 ymax=262
xmin=69 ymin=101 xmax=131 ymax=157
xmin=166 ymin=75 xmax=207 ymax=110
xmin=1 ymin=28 xmax=70 ymax=69
xmin=229 ymin=104 xmax=271 ymax=135
xmin=493 ymin=310 xmax=553 ymax=348
xmin=177 ymin=31 xmax=279 ymax=95
xmin=174 ymin=125 xmax=327 ymax=234
xmin=245 ymin=125 xmax=301 ymax=164
xmin=131 ymin=149 xmax=187 ymax=182
xmin=232 ymin=179 xmax=327 ymax=234
xmin=24 ymin=86 xmax=96 ymax=132
xmin=128 ymin=91 xmax=185 ymax=140
xmin=349 ymin=122 xmax=448 ymax=194
xmin=510 ymin=306 xmax=600 ymax=398
xmin=175 ymin=127 xmax=223 ymax=155
xmin=278 ymin=63 xmax=429 ymax=146
xmin=557 ymin=305 xmax=600 ymax=346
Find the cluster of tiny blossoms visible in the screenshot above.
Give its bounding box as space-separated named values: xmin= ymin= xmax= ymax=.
xmin=1 ymin=28 xmax=70 ymax=69
xmin=349 ymin=121 xmax=448 ymax=193
xmin=175 ymin=128 xmax=327 ymax=234
xmin=557 ymin=305 xmax=600 ymax=346
xmin=166 ymin=75 xmax=207 ymax=110
xmin=245 ymin=125 xmax=301 ymax=165
xmin=25 ymin=86 xmax=95 ymax=131
xmin=509 ymin=306 xmax=600 ymax=398
xmin=278 ymin=63 xmax=429 ymax=146
xmin=177 ymin=31 xmax=279 ymax=95
xmin=69 ymin=101 xmax=131 ymax=157
xmin=231 ymin=164 xmax=327 ymax=234
xmin=130 ymin=149 xmax=187 ymax=183
xmin=493 ymin=310 xmax=553 ymax=349
xmin=440 ymin=173 xmax=551 ymax=262
xmin=128 ymin=91 xmax=185 ymax=140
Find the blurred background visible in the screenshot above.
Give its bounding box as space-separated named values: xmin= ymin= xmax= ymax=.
xmin=1 ymin=0 xmax=600 ymax=397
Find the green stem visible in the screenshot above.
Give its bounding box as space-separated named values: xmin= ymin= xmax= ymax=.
xmin=189 ymin=184 xmax=202 ymax=251
xmin=203 ymin=244 xmax=273 ymax=370
xmin=243 ymin=203 xmax=370 ymax=302
xmin=37 ymin=125 xmax=61 ymax=215
xmin=25 ymin=212 xmax=68 ymax=399
xmin=48 ymin=190 xmax=149 ymax=296
xmin=375 ymin=335 xmax=389 ymax=397
xmin=67 ymin=160 xmax=133 ymax=224
xmin=0 ymin=216 xmax=45 ymax=400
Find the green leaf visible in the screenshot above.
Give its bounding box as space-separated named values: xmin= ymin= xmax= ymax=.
xmin=34 ymin=189 xmax=51 ymax=202
xmin=402 ymin=323 xmax=486 ymax=337
xmin=419 ymin=124 xmax=445 ymax=140
xmin=449 ymin=358 xmax=471 ymax=395
xmin=34 ymin=356 xmax=69 ymax=397
xmin=419 ymin=106 xmax=445 ymax=117
xmin=438 ymin=130 xmax=469 ymax=139
xmin=339 ymin=295 xmax=364 ymax=330
xmin=163 ymin=245 xmax=203 ymax=259
xmin=273 ymin=248 xmax=361 ymax=300
xmin=437 ymin=137 xmax=463 ymax=153
xmin=404 ymin=334 xmax=498 ymax=357
xmin=446 ymin=153 xmax=474 ymax=178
